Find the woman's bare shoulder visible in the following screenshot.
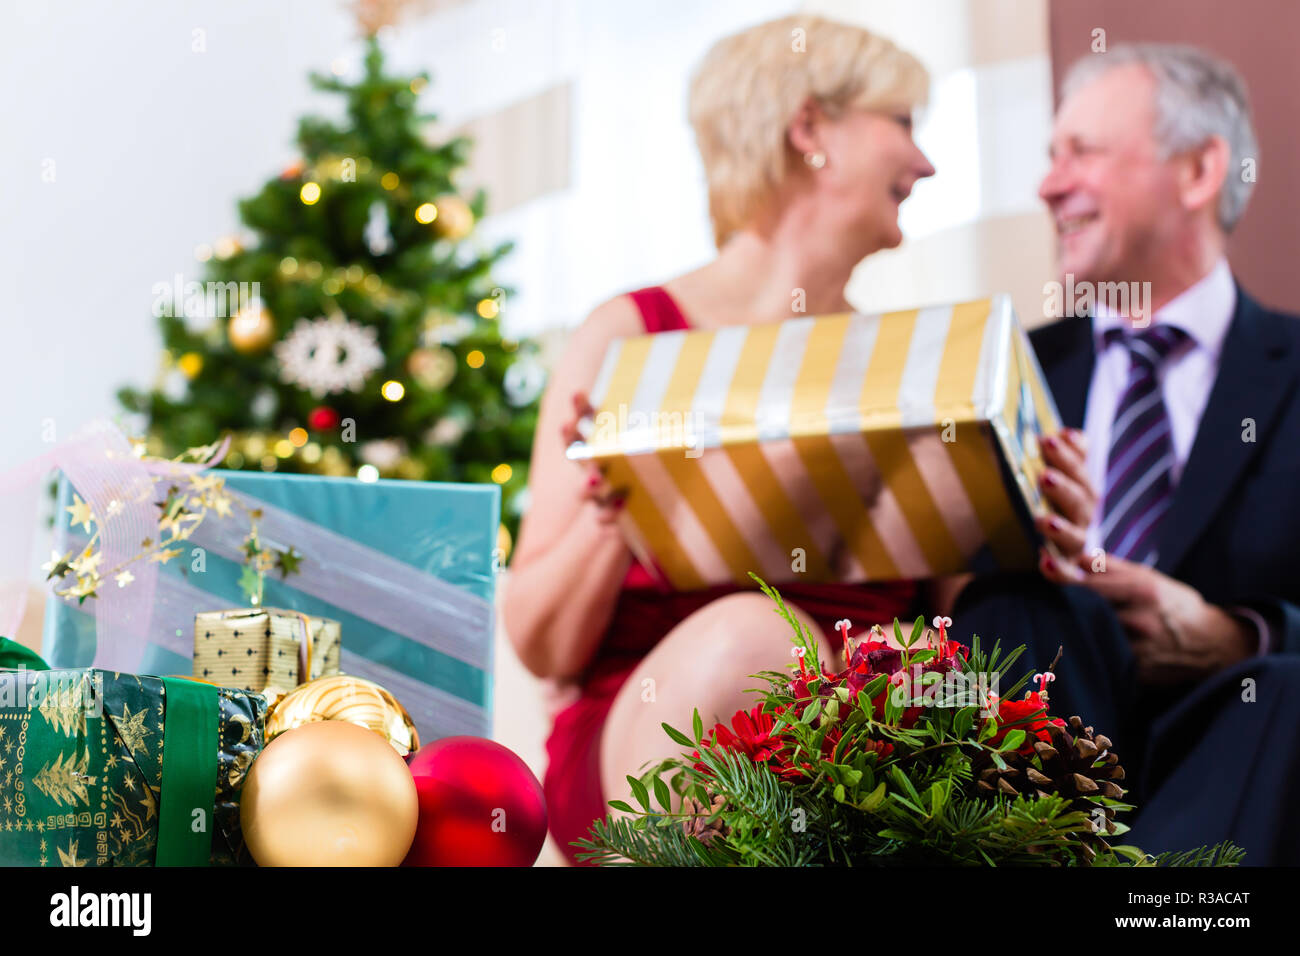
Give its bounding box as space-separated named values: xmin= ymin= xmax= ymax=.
xmin=579 ymin=292 xmax=644 ymax=339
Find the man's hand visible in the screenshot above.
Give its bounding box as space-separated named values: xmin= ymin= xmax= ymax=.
xmin=1040 ymin=551 xmax=1257 ymax=683
xmin=1032 ymin=427 xmax=1255 ymax=682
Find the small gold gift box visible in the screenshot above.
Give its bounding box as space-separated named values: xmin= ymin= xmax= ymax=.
xmin=193 ymin=607 xmax=341 ymax=692
xmin=567 ymin=295 xmax=1061 ymax=589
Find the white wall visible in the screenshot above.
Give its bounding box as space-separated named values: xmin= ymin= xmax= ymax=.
xmin=3 ymin=1 xmax=359 ymax=473
xmin=0 ymin=0 xmax=799 ymax=477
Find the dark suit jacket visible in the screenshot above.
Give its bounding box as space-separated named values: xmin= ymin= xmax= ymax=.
xmin=1029 ymin=286 xmax=1300 ymax=654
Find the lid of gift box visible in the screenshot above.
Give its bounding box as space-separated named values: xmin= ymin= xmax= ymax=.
xmin=567 ymin=294 xmax=1062 ymax=460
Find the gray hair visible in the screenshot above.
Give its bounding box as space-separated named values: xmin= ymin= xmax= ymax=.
xmin=1062 ymin=44 xmax=1258 ymax=232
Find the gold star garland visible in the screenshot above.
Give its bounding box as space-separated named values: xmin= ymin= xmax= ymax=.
xmin=43 ymin=441 xmax=304 ymax=607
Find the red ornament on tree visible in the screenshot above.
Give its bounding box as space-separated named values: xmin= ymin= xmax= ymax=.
xmin=403 ymin=736 xmax=547 ymax=867
xmin=308 ymin=405 xmax=339 ymax=430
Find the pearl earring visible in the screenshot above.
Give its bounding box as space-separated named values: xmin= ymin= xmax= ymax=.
xmin=803 ymin=151 xmax=826 ymax=169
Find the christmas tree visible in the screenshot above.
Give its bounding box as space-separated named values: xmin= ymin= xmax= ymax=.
xmin=119 ymin=36 xmax=542 ymax=548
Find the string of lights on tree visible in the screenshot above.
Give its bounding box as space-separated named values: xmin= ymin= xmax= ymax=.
xmin=120 ymin=36 xmax=544 ymax=553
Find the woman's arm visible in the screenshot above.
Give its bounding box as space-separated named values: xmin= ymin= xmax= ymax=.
xmin=502 ymin=296 xmax=645 ymax=679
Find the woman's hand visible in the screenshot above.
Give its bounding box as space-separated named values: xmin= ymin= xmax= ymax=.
xmin=561 ymin=392 xmax=626 ymax=524
xmin=1034 ymin=428 xmax=1096 ymax=574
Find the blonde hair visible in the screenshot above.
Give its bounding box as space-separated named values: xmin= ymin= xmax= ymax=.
xmin=689 ymin=15 xmax=929 ymax=248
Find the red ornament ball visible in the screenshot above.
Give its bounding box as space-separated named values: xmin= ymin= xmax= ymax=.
xmin=403 ymin=736 xmax=547 ymax=867
xmin=308 ymin=405 xmax=339 ymax=431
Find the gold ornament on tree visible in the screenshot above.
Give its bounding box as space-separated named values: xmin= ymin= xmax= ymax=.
xmin=407 ymin=347 xmax=456 ymax=390
xmin=239 ymin=720 xmax=418 ymax=866
xmin=431 ymin=194 xmax=474 ymax=240
xmin=228 ymin=301 xmax=277 ymax=354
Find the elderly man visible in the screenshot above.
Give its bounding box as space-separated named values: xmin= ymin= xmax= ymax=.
xmin=955 ymin=44 xmax=1300 ymax=863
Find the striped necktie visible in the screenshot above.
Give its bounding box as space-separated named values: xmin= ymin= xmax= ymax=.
xmin=1099 ymin=324 xmax=1189 ymax=563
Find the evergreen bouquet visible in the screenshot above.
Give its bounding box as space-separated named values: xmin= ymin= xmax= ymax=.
xmin=576 ymin=578 xmax=1241 ymax=867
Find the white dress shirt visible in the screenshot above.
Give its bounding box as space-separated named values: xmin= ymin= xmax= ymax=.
xmin=1082 ymin=258 xmax=1237 ymax=553
xmin=1079 ymin=259 xmax=1269 ymax=651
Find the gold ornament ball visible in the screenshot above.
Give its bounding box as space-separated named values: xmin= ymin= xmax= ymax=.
xmin=432 ymin=195 xmax=474 ymax=240
xmin=265 ymin=674 xmax=420 ymax=757
xmin=228 ymin=303 xmax=276 ymax=354
xmin=240 ymin=720 xmax=418 ymax=867
xmin=407 ymin=347 xmax=456 ymax=390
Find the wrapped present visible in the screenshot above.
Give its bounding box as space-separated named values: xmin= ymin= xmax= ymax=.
xmin=192 ymin=607 xmax=341 ymax=692
xmin=43 ymin=468 xmax=499 ymax=745
xmin=567 ymin=295 xmax=1061 ymax=589
xmin=0 ymin=639 xmax=266 ymax=867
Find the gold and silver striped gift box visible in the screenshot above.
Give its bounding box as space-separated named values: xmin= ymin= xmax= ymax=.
xmin=567 ymin=295 xmax=1062 ymax=590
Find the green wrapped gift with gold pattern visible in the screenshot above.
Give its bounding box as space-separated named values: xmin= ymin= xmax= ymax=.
xmin=0 ymin=639 xmax=265 ymax=867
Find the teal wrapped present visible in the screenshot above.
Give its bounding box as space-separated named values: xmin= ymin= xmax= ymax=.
xmin=43 ymin=471 xmax=499 ymax=744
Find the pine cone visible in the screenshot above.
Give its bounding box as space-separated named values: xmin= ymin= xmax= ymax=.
xmin=681 ymin=792 xmax=730 ymax=847
xmin=975 ymin=715 xmax=1127 ymax=834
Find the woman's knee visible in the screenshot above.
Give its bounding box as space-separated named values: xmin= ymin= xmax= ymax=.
xmin=597 ymin=592 xmax=832 ymax=800
xmin=684 ymin=592 xmax=832 ymax=666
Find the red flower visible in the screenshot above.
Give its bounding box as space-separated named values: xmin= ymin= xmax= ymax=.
xmin=694 ymin=705 xmax=797 ymax=776
xmin=713 ymin=705 xmax=782 ymax=763
xmin=861 ymin=738 xmax=895 ymax=759
xmin=986 ymin=691 xmax=1066 ymax=755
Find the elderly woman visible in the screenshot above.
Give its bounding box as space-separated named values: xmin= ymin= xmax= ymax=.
xmin=503 ymin=15 xmax=940 ymax=863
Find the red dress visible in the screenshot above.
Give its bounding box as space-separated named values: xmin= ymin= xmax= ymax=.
xmin=541 ymin=286 xmax=920 ymax=864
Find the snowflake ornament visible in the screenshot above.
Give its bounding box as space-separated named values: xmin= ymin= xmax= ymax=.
xmin=274 ymin=315 xmax=384 ymax=397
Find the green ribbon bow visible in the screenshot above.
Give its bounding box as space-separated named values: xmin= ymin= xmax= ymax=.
xmin=0 ymin=637 xmax=49 ymax=671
